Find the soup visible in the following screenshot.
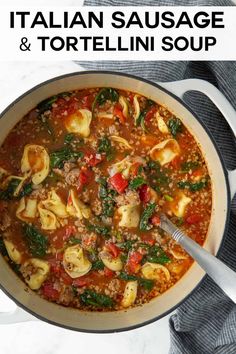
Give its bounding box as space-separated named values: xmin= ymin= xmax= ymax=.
xmin=0 ymin=87 xmax=211 ymax=311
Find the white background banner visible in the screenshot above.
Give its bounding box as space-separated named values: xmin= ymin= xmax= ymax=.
xmin=0 ymin=6 xmax=235 ymax=61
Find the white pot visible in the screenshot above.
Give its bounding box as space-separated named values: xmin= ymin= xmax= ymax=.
xmin=0 ymin=72 xmax=235 ymax=332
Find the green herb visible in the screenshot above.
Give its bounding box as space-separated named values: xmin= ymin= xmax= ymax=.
xmin=37 ymin=92 xmax=70 ymax=115
xmin=180 ymin=161 xmax=200 ymax=173
xmin=80 ymin=289 xmax=114 ymax=308
xmin=176 ymin=217 xmax=184 ymax=226
xmin=119 ymin=272 xmax=154 ymax=291
xmin=129 ymin=176 xmax=146 ymax=190
xmin=164 ymin=194 xmax=173 ymax=202
xmin=177 ymin=179 xmax=208 ymax=192
xmin=37 ymin=114 xmax=54 ymax=138
xmin=11 ymin=262 xmax=21 ymax=274
xmin=86 ymin=223 xmax=111 ymax=238
xmin=72 ymin=286 xmax=78 ymax=296
xmin=50 ymin=147 xmax=84 ymax=169
xmin=168 ymin=118 xmax=182 ymax=137
xmin=145 ymin=245 xmax=170 ymax=265
xmin=0 ymin=178 xmax=21 ymax=200
xmin=18 ymin=183 xmax=33 ymax=198
xmin=136 ymin=99 xmax=155 ymax=131
xmin=92 ymin=259 xmax=104 ymax=270
xmin=92 ymin=88 xmax=119 ymax=115
xmin=0 ymin=238 xmax=7 ymax=256
xmin=139 ymin=203 xmax=156 ymax=231
xmin=97 ymin=136 xmax=114 ymax=161
xmin=64 ymin=133 xmax=75 ymax=144
xmin=118 ymin=240 xmax=136 ymax=252
xmin=68 ymin=237 xmax=81 ymax=245
xmin=23 ymin=224 xmax=48 ymax=257
xmin=98 ymin=178 xmax=116 ymax=218
xmin=146 ymin=161 xmax=170 ymax=188
xmin=120 ymin=253 xmax=128 ymax=264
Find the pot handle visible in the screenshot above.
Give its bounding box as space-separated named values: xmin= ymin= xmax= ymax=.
xmin=0 ymin=306 xmax=36 ymax=324
xmin=159 ymin=79 xmax=236 ymax=199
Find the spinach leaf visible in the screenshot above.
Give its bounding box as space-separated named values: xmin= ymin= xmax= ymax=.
xmin=119 ymin=272 xmax=154 ymax=291
xmin=145 ymin=245 xmax=170 ymax=265
xmin=68 ymin=237 xmax=81 ymax=245
xmin=23 ymin=224 xmax=48 ymax=257
xmin=139 ymin=203 xmax=156 ymax=231
xmin=50 ymin=147 xmax=84 ymax=169
xmin=129 ymin=176 xmax=146 ymax=190
xmin=91 ymin=259 xmax=105 ymax=270
xmin=86 ymin=223 xmax=111 ymax=238
xmin=64 ymin=133 xmax=75 ymax=144
xmin=18 ymin=183 xmax=33 ymax=198
xmin=0 ymin=178 xmax=21 ymax=201
xmin=80 ymin=289 xmax=114 ymax=308
xmin=0 ymin=238 xmax=7 ymax=256
xmin=98 ymin=178 xmax=116 ymax=218
xmin=118 ymin=240 xmax=136 ymax=252
xmin=180 ymin=161 xmax=200 ymax=173
xmin=97 ymin=136 xmax=114 ymax=161
xmin=146 ymin=161 xmax=170 ymax=188
xmin=37 ymin=92 xmax=70 ymax=115
xmin=168 ymin=118 xmax=182 ymax=137
xmin=92 ymin=88 xmax=119 ymax=114
xmin=136 ymin=100 xmax=155 ymax=131
xmin=177 ymin=179 xmax=208 ymax=192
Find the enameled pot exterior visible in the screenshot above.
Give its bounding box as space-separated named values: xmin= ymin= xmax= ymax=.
xmin=0 ymin=72 xmax=234 ymax=332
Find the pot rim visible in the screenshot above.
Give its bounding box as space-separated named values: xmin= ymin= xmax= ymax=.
xmin=0 ymin=70 xmax=231 ymax=333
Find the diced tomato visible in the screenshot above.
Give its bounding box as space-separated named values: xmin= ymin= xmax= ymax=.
xmin=48 ymin=258 xmax=61 ymax=274
xmin=186 ymin=214 xmax=202 ymax=224
xmin=60 ymin=270 xmax=73 ymax=285
xmin=171 ymin=156 xmax=181 ymax=169
xmin=73 ymin=276 xmax=91 ymax=287
xmin=81 ymin=95 xmax=94 ymax=110
xmin=141 ymin=234 xmax=156 ymax=246
xmin=41 ymin=282 xmax=60 ymax=301
xmin=150 ymin=214 xmax=161 ymax=226
xmin=130 ymin=162 xmax=142 ymax=177
xmin=127 ymin=93 xmax=134 ymax=104
xmin=104 ymin=267 xmax=114 ymax=277
xmin=127 ymin=251 xmax=143 ymax=274
xmin=109 ymin=173 xmax=128 ymax=194
xmin=84 ymin=152 xmax=103 ymax=167
xmin=139 ymin=184 xmax=151 ymax=203
xmin=64 ymin=225 xmax=77 ymax=240
xmin=77 ymin=167 xmax=93 ymax=192
xmin=113 ymin=103 xmax=126 ymax=124
xmin=67 ymin=97 xmax=79 ymax=115
xmin=106 ymin=243 xmax=120 ymax=258
xmin=145 ymin=107 xmax=157 ymax=122
xmin=192 ymin=169 xmax=203 ymax=178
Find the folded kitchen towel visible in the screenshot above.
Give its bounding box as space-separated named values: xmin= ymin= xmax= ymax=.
xmin=79 ymin=1 xmax=236 ymax=353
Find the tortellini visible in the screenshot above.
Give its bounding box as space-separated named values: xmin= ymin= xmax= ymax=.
xmin=16 ymin=197 xmax=38 ymax=222
xmin=118 ymin=203 xmax=140 ymax=228
xmin=2 ymin=175 xmax=29 ymax=197
xmin=110 ymin=136 xmax=133 ymax=150
xmin=41 ymin=190 xmax=68 ymax=219
xmin=133 ymin=95 xmax=140 ymax=123
xmin=65 ymin=109 xmax=92 ymax=138
xmin=66 ymin=189 xmax=91 ymax=220
xmin=118 ymin=96 xmax=129 ymax=119
xmin=121 ymin=281 xmax=138 ymax=308
xmin=109 ymin=156 xmax=145 ymax=179
xmin=169 ymin=192 xmax=192 ymax=218
xmin=22 ymin=258 xmax=50 ymax=290
xmin=4 ymin=240 xmax=22 ymax=264
xmin=63 ymin=244 xmax=92 ymax=278
xmin=141 ymin=262 xmax=170 ymax=281
xmin=100 ymin=251 xmax=123 ymax=271
xmin=156 ymin=113 xmax=169 ymax=134
xmin=38 ymin=202 xmax=59 ymax=230
xmin=149 ymin=139 xmax=180 ymax=166
xmin=21 ymin=144 xmax=50 ymax=185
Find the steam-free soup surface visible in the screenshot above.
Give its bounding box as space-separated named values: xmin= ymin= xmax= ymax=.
xmin=0 ymin=87 xmax=211 ymax=310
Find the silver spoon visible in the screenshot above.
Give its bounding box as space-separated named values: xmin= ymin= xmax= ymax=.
xmin=159 ymin=213 xmax=236 ymax=303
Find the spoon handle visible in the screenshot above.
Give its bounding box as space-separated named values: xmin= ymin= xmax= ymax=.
xmin=160 ymin=214 xmax=236 ymax=303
